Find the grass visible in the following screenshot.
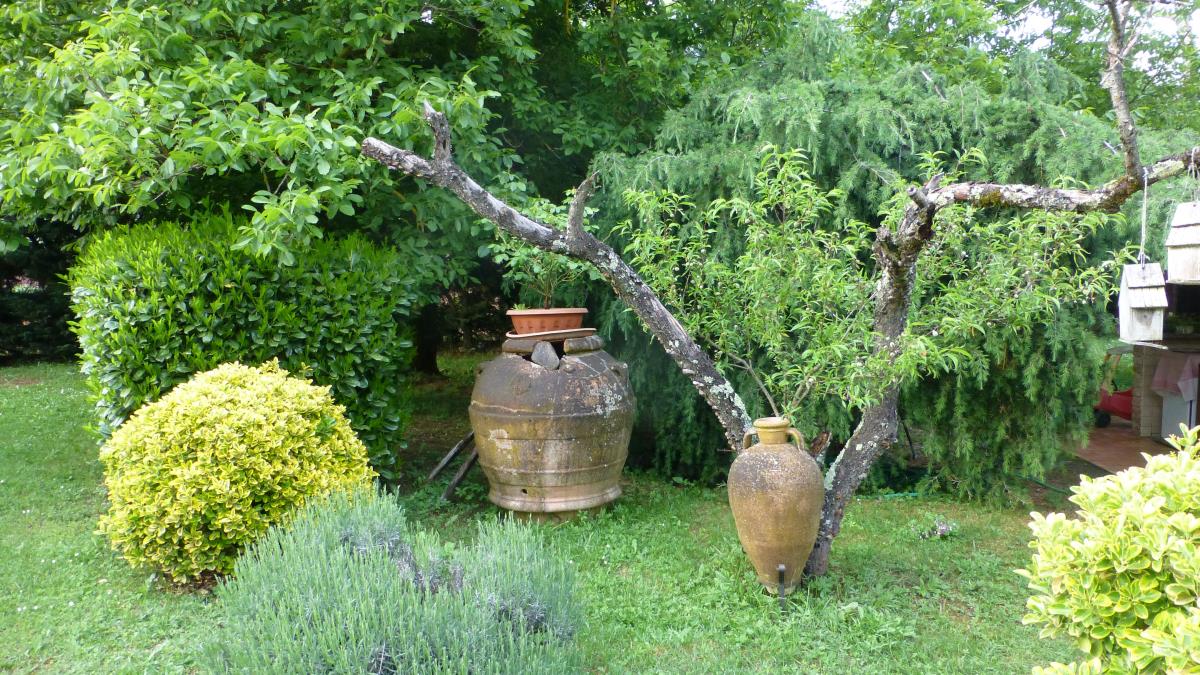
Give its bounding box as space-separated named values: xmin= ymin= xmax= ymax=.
xmin=0 ymin=364 xmax=215 ymax=673
xmin=1 ymin=357 xmax=1076 ymax=673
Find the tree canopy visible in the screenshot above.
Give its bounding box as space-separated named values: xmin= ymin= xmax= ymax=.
xmin=0 ymin=0 xmax=792 ymax=276
xmin=5 ymin=0 xmax=1199 ymax=505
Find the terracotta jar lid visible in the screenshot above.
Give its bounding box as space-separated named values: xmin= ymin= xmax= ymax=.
xmin=501 ymin=335 xmax=605 ymax=355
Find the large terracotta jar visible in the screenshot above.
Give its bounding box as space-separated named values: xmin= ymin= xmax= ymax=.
xmin=469 ymin=335 xmax=634 ymax=515
xmin=728 ymin=416 xmax=824 ymax=594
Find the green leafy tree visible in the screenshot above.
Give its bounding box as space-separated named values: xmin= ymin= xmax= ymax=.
xmin=0 ymin=0 xmax=535 ymax=275
xmin=1015 ymin=0 xmax=1200 ymax=134
xmin=0 ymin=0 xmax=794 ymax=258
xmin=0 ymin=0 xmax=795 ymax=377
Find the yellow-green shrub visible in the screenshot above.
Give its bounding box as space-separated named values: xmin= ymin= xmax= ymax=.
xmin=97 ymin=360 xmax=375 ymax=581
xmin=1019 ymin=426 xmax=1200 ymax=674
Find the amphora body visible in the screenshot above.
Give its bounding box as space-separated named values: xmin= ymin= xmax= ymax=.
xmin=727 ymin=416 xmax=824 ymax=593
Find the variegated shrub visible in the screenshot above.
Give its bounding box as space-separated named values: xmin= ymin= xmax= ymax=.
xmin=1020 ymin=426 xmax=1200 ymax=673
xmin=98 ymin=360 xmax=375 ymax=582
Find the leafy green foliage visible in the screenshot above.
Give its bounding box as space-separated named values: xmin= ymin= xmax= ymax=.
xmin=613 ymin=326 xmax=739 ymax=482
xmin=848 ymin=0 xmax=1017 ymax=89
xmin=617 ymin=148 xmax=1117 ymax=493
xmin=899 ymin=164 xmax=1120 ymax=500
xmin=97 ymin=361 xmax=375 ymax=582
xmin=205 ymin=490 xmax=579 ymax=674
xmin=848 ymin=1 xmax=1200 ymax=135
xmin=1017 ymin=0 xmax=1200 ymax=135
xmin=68 ymin=212 xmax=421 ymax=478
xmin=487 ymin=192 xmax=600 ymax=308
xmin=0 ymin=0 xmax=532 ymax=270
xmin=0 ymin=0 xmax=794 ymax=289
xmin=1019 ymin=426 xmax=1200 ymax=673
xmin=903 ymin=307 xmax=1107 ymax=502
xmin=501 ymin=0 xmax=797 ymax=196
xmin=620 ymin=150 xmax=869 ymax=436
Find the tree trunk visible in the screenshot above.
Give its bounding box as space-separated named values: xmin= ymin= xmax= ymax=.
xmin=413 ymin=301 xmax=444 ymax=377
xmin=805 ymin=213 xmax=923 ymax=575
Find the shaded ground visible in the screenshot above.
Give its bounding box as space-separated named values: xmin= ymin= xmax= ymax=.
xmin=1072 ymin=417 xmax=1172 ymax=473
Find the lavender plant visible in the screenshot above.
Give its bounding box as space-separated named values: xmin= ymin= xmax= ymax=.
xmin=205 ymin=491 xmax=579 ymax=674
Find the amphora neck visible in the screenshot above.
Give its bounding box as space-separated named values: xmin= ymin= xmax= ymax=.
xmin=753 ymin=417 xmax=791 ymax=445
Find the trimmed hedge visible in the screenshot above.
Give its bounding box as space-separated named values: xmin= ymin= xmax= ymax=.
xmin=98 ymin=361 xmax=375 ymax=581
xmin=206 ymin=490 xmax=580 ymax=673
xmin=69 ymin=212 xmax=422 ymax=478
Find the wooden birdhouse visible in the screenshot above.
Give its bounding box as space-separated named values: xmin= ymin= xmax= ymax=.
xmin=1166 ymin=202 xmax=1200 ymax=284
xmin=1119 ymin=263 xmax=1168 ymax=342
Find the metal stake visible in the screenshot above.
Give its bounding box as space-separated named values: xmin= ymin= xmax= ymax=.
xmin=427 ymin=431 xmax=474 ymax=481
xmin=778 ymin=564 xmax=787 ymax=614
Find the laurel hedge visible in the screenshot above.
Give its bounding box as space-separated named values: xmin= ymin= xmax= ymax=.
xmin=69 ymin=212 xmax=423 ymax=478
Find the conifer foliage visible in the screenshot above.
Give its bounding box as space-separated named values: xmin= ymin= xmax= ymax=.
xmin=592 ymin=10 xmax=1180 ymax=491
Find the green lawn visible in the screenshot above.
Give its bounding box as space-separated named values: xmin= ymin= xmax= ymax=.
xmin=1 ymin=360 xmax=1075 ymax=673
xmin=0 ymin=364 xmax=215 ymax=672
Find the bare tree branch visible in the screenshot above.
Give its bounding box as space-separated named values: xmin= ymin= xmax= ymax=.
xmin=567 ymin=173 xmax=597 ymax=241
xmin=362 ymin=106 xmax=754 ymax=451
xmin=920 ymin=147 xmax=1200 ymax=214
xmin=1102 ymin=0 xmax=1141 ymax=176
xmin=727 ymin=353 xmax=780 ymax=417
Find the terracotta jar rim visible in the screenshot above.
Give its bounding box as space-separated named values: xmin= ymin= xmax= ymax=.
xmin=507 ymin=308 xmax=588 ymax=316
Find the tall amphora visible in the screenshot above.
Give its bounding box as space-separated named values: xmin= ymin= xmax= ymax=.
xmin=728 ymin=416 xmax=824 ymax=593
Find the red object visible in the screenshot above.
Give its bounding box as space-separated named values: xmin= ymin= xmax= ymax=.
xmin=1094 ymin=347 xmax=1133 ymax=423
xmin=1096 ymin=386 xmax=1133 ymax=420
